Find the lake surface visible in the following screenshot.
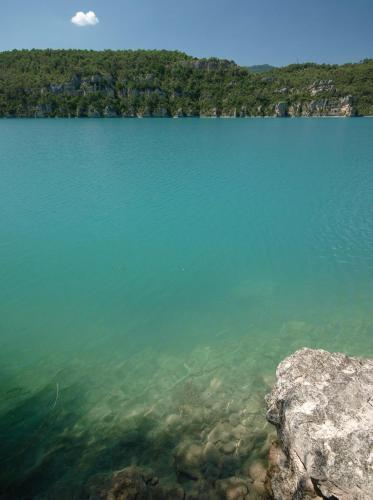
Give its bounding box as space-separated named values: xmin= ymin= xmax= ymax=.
xmin=0 ymin=118 xmax=372 ymax=498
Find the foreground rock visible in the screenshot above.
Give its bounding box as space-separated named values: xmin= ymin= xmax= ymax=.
xmin=86 ymin=465 xmax=266 ymax=499
xmin=86 ymin=466 xmax=184 ymax=500
xmin=265 ymin=348 xmax=373 ymax=499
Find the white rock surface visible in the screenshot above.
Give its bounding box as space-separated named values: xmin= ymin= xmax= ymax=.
xmin=266 ymin=348 xmax=373 ymax=500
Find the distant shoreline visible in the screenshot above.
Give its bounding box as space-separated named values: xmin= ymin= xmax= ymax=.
xmin=1 ymin=115 xmax=372 ymax=119
xmin=1 ymin=50 xmax=372 ymax=118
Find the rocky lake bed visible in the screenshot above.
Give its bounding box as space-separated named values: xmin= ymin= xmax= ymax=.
xmin=2 ymin=320 xmax=373 ymax=499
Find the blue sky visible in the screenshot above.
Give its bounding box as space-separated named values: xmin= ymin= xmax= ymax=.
xmin=1 ymin=0 xmax=372 ymax=66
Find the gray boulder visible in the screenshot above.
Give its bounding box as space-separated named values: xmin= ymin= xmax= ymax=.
xmin=266 ymin=348 xmax=373 ymax=499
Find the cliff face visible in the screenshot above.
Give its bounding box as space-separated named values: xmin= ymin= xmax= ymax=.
xmin=265 ymin=348 xmax=373 ymax=500
xmin=278 ymin=95 xmax=356 ymax=117
xmin=1 ymin=50 xmax=373 ymax=117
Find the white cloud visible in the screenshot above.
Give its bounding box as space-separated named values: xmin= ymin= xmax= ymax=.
xmin=71 ymin=11 xmax=99 ymax=27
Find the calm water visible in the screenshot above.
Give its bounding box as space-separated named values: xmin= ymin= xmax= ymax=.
xmin=0 ymin=118 xmax=372 ymax=497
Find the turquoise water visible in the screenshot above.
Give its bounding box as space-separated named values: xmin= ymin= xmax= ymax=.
xmin=0 ymin=118 xmax=372 ymax=497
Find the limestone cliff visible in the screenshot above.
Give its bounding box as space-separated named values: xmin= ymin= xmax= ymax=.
xmin=2 ymin=50 xmax=372 ymax=117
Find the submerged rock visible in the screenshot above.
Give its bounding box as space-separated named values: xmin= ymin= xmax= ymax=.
xmin=174 ymin=441 xmax=204 ymax=480
xmin=86 ymin=466 xmax=184 ymax=499
xmin=265 ymin=348 xmax=373 ymax=500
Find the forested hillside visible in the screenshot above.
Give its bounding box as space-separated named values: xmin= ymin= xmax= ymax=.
xmin=0 ymin=49 xmax=372 ymax=117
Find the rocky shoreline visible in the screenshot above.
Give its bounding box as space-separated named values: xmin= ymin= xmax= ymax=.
xmin=4 ymin=96 xmax=359 ymax=119
xmin=83 ymin=348 xmax=373 ymax=499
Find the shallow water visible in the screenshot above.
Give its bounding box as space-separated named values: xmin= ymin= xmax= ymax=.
xmin=0 ymin=118 xmax=372 ymax=497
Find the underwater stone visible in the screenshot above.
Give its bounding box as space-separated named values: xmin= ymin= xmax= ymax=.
xmin=209 ymin=376 xmax=222 ymax=391
xmin=231 ymin=423 xmax=248 ymax=441
xmin=215 ymin=476 xmax=250 ymax=500
xmin=87 ymin=466 xmax=186 ymax=499
xmin=152 ymin=482 xmax=184 ymax=499
xmin=88 ymin=466 xmax=149 ymax=499
xmin=266 ymin=348 xmax=373 ymax=500
xmin=251 ymin=479 xmax=267 ymax=498
xmin=165 ymin=413 xmax=182 ymax=427
xmin=248 ymin=461 xmax=267 ymax=483
xmin=207 ymin=422 xmax=234 ymax=444
xmin=228 ymin=413 xmax=240 ymax=426
xmin=184 ymin=479 xmax=215 ymax=499
xmin=221 ymin=441 xmax=236 ymax=454
xmin=174 ymin=441 xmax=204 ymax=480
xmin=203 ymin=442 xmax=220 ymax=464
